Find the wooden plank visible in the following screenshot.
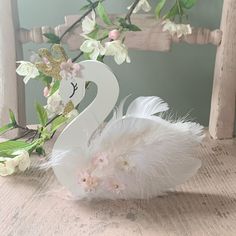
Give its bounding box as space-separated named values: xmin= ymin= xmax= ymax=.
xmin=0 ymin=132 xmax=236 ymax=236
xmin=19 ymin=14 xmax=222 ymax=52
xmin=209 ymin=0 xmax=236 ymax=139
xmin=0 ymin=0 xmax=26 ymax=131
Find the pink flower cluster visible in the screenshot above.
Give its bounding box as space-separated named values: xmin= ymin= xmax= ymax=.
xmin=77 ymin=152 xmax=126 ymax=194
xmin=60 ymin=59 xmax=81 ymax=79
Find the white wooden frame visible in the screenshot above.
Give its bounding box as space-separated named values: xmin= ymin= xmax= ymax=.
xmin=0 ymin=0 xmax=235 ymax=139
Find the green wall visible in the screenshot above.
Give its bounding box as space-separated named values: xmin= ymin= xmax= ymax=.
xmin=18 ymin=0 xmax=223 ymax=125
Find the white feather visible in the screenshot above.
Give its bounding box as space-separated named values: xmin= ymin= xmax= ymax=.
xmin=50 ymin=96 xmax=203 ymax=200
xmin=126 ymin=96 xmax=169 ymax=117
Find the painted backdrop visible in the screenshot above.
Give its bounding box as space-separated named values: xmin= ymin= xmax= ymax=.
xmin=18 ymin=0 xmax=223 ymax=125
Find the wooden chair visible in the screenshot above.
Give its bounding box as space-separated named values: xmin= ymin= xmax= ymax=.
xmin=0 ymin=0 xmax=235 ymax=139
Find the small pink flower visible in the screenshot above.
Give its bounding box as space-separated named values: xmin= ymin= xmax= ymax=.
xmin=78 ymin=170 xmax=99 ymax=192
xmin=43 ymin=86 xmax=50 ymax=97
xmin=43 ymin=57 xmax=50 ymax=65
xmin=106 ymin=178 xmax=125 ymax=194
xmin=109 ymin=29 xmax=120 ymax=40
xmin=92 ymin=152 xmax=109 ymax=169
xmin=60 ymin=59 xmax=81 ymax=79
xmin=72 ymin=63 xmax=81 ymax=78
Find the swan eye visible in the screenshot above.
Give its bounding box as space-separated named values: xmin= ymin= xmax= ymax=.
xmin=70 ymin=82 xmax=78 ymax=98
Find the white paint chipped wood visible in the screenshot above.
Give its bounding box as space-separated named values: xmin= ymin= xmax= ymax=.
xmin=209 ymin=0 xmax=236 ymax=139
xmin=0 ymin=133 xmax=236 ymax=236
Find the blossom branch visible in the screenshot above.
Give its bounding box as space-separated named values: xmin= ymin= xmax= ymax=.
xmin=125 ymin=0 xmax=141 ymax=24
xmin=59 ymin=0 xmax=105 ymax=41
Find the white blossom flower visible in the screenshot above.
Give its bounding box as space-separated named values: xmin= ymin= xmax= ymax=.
xmin=128 ymin=0 xmax=151 ymax=14
xmin=45 ymin=91 xmax=65 ymax=118
xmin=80 ymin=38 xmax=106 ymax=60
xmin=82 ymin=10 xmax=96 ymax=35
xmin=0 ymin=151 xmax=30 ymax=176
xmin=105 ymin=40 xmax=131 ymax=65
xmin=13 ymin=150 xmax=31 ymax=172
xmin=162 ymin=20 xmax=192 ymax=38
xmin=0 ymin=158 xmax=16 ymax=176
xmin=16 ymin=61 xmax=40 ymax=84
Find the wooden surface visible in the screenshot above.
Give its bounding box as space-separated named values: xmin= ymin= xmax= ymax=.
xmin=0 ymin=133 xmax=236 ymax=236
xmin=209 ymin=0 xmax=236 ymax=139
xmin=19 ymin=14 xmax=222 ymax=52
xmin=0 ymin=0 xmax=26 ymax=127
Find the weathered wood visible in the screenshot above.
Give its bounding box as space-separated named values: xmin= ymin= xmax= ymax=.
xmin=0 ymin=0 xmax=26 ymax=128
xmin=209 ymin=0 xmax=236 ymax=139
xmin=19 ymin=14 xmax=222 ymax=52
xmin=0 ymin=132 xmax=236 ymax=235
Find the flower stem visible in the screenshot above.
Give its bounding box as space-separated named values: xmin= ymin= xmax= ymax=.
xmin=125 ymin=0 xmax=141 ymax=24
xmin=59 ymin=0 xmax=105 ymax=41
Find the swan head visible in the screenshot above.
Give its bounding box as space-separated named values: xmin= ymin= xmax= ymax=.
xmin=59 ymin=76 xmax=86 ymax=109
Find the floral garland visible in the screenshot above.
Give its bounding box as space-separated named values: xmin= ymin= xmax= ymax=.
xmin=0 ymin=0 xmax=196 ymax=176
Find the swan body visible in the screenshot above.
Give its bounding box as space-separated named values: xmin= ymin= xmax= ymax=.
xmin=51 ymin=61 xmax=204 ymax=200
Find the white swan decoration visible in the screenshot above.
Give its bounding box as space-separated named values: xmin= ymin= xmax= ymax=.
xmin=51 ymin=60 xmax=204 ymax=200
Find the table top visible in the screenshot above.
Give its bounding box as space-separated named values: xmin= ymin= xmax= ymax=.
xmin=1 ymin=133 xmax=236 ymax=236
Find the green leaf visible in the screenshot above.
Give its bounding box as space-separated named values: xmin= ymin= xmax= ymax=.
xmin=97 ymin=29 xmax=109 ymax=40
xmin=180 ymin=0 xmax=196 ymax=9
xmin=0 ymin=123 xmax=14 ymax=136
xmin=50 ymin=116 xmax=68 ymax=133
xmin=87 ymin=27 xmax=99 ymax=40
xmin=155 ymin=0 xmax=167 ymax=18
xmin=35 ymin=72 xmax=52 ymax=86
xmin=163 ymin=4 xmax=179 ymax=20
xmin=97 ymin=2 xmax=112 ymax=25
xmin=43 ymin=33 xmax=60 ymax=44
xmin=49 ymin=80 xmax=60 ymax=96
xmin=83 ymin=53 xmax=91 ymax=60
xmin=0 ymin=140 xmax=35 ymax=156
xmin=9 ymin=109 xmax=17 ymax=125
xmin=118 ymin=18 xmax=141 ymax=31
xmin=36 ymin=103 xmax=48 ymax=127
xmin=35 ymin=146 xmax=46 ymax=156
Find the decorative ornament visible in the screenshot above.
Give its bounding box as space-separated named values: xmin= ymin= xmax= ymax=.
xmin=50 ymin=61 xmax=204 ymax=200
xmin=36 ymin=44 xmax=68 ymax=80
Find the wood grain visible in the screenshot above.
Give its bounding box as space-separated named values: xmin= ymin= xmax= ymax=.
xmin=0 ymin=0 xmax=26 ymax=128
xmin=0 ymin=133 xmax=236 ymax=236
xmin=209 ymin=0 xmax=236 ymax=139
xmin=19 ymin=14 xmax=222 ymax=52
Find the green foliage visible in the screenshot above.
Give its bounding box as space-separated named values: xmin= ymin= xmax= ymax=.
xmin=155 ymin=0 xmax=197 ymax=21
xmin=87 ymin=27 xmax=100 ymax=39
xmin=35 ymin=72 xmax=52 ymax=86
xmin=164 ymin=3 xmax=181 ymax=20
xmin=0 ymin=140 xmax=36 ymax=156
xmin=50 ymin=115 xmax=68 ymax=133
xmin=36 ymin=103 xmax=48 ymax=127
xmin=0 ymin=110 xmax=18 ymax=136
xmin=118 ymin=18 xmax=141 ymax=32
xmin=0 ymin=123 xmax=15 ymax=136
xmin=49 ymin=80 xmax=60 ymax=96
xmin=155 ymin=0 xmax=167 ymax=18
xmin=35 ymin=146 xmax=46 ymax=156
xmin=180 ymin=0 xmax=197 ymax=9
xmin=43 ymin=33 xmax=60 ymax=44
xmin=9 ymin=109 xmax=17 ymax=126
xmin=97 ymin=2 xmax=112 ymax=25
